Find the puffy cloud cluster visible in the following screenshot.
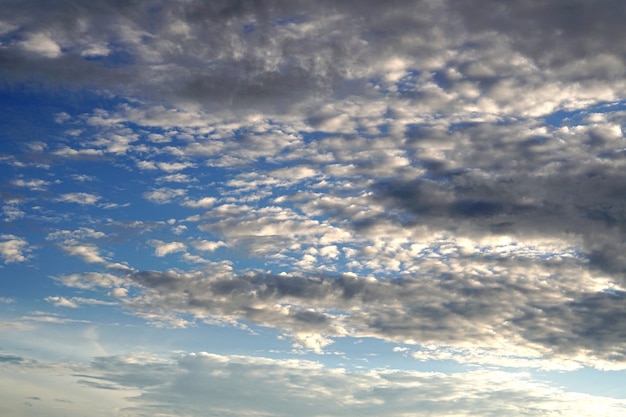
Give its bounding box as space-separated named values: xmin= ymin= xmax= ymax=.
xmin=1 ymin=0 xmax=624 ymax=116
xmin=3 ymin=0 xmax=626 ymax=391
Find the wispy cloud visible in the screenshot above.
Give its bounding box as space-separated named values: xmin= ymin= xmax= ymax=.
xmin=11 ymin=178 xmax=50 ymax=191
xmin=57 ymin=193 xmax=101 ymax=205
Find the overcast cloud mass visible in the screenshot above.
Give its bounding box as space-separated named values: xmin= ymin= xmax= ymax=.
xmin=2 ymin=0 xmax=626 ymax=415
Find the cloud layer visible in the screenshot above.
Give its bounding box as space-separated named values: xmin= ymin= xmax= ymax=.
xmin=1 ymin=351 xmax=625 ymax=417
xmin=2 ymin=1 xmax=626 ymax=415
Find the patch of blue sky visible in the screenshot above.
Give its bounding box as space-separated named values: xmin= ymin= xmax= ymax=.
xmin=544 ymin=99 xmax=626 ymax=128
xmin=366 ymin=70 xmax=423 ymax=98
xmin=396 ymin=69 xmax=422 ymax=94
xmin=242 ymin=22 xmax=256 ymax=36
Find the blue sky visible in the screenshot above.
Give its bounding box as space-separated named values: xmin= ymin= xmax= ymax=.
xmin=2 ymin=1 xmax=626 ymax=415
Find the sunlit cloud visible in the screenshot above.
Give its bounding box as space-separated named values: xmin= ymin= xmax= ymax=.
xmin=2 ymin=0 xmax=626 ymax=415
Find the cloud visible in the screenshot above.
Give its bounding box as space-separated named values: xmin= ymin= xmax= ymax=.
xmin=45 ymin=296 xmax=117 ymax=308
xmin=19 ymin=33 xmax=62 ymax=58
xmin=150 ymin=240 xmax=187 ymax=257
xmin=157 ymin=162 xmax=195 ymax=172
xmin=0 ymin=354 xmax=24 ymax=364
xmin=108 ymin=259 xmax=625 ymax=368
xmin=47 ymin=228 xmax=106 ymax=241
xmin=56 ymin=193 xmax=101 ymax=205
xmin=192 ymin=240 xmax=226 ymax=252
xmin=182 ymin=197 xmax=217 ymax=208
xmin=45 ymin=296 xmax=79 ymax=308
xmin=0 ymin=234 xmax=30 ymax=264
xmin=143 ymin=188 xmax=186 ymax=204
xmin=55 ymin=272 xmax=127 ymax=290
xmin=11 ymin=178 xmax=49 ymax=191
xmin=60 ymin=242 xmax=107 ymax=264
xmin=2 ymin=201 xmax=25 ymax=221
xmin=2 ymin=351 xmax=624 ymax=417
xmin=1 ymin=0 xmax=621 ymax=119
xmin=4 ymin=1 xmax=626 ymax=407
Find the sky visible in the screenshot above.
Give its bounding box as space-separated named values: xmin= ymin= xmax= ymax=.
xmin=1 ymin=0 xmax=626 ymax=415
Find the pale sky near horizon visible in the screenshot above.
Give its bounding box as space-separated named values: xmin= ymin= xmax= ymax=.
xmin=2 ymin=1 xmax=626 ymax=416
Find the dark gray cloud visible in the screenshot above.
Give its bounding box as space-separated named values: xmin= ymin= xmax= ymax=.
xmin=455 ymin=0 xmax=626 ymax=70
xmin=5 ymin=0 xmax=607 ymax=113
xmin=369 ymin=118 xmax=626 ymax=281
xmin=0 ymin=353 xmax=25 ymax=363
xmin=114 ymin=257 xmax=626 ymax=366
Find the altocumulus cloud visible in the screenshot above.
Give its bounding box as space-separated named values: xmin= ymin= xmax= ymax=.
xmin=2 ymin=0 xmax=626 ymax=416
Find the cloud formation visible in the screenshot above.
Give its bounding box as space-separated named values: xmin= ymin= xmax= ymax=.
xmin=0 ymin=0 xmax=622 ymax=116
xmin=2 ymin=1 xmax=626 ymax=414
xmin=1 ymin=350 xmax=625 ymax=417
xmin=0 ymin=234 xmax=30 ymax=264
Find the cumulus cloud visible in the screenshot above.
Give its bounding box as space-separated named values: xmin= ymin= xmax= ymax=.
xmin=0 ymin=234 xmax=31 ymax=264
xmin=19 ymin=33 xmax=62 ymax=58
xmin=4 ymin=1 xmax=626 ymax=408
xmin=150 ymin=240 xmax=187 ymax=257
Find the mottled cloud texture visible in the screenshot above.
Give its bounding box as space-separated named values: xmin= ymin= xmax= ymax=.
xmin=2 ymin=0 xmax=626 ymax=416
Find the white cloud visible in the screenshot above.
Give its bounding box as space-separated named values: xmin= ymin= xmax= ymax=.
xmin=45 ymin=296 xmax=79 ymax=308
xmin=3 ymin=351 xmax=624 ymax=417
xmin=193 ymin=240 xmax=225 ymax=252
xmin=19 ymin=33 xmax=62 ymax=58
xmin=157 ymin=161 xmax=195 ymax=172
xmin=47 ymin=227 xmax=106 ymax=241
xmin=182 ymin=196 xmax=216 ymax=208
xmin=158 ymin=173 xmax=195 ymax=183
xmin=56 ymin=272 xmax=126 ymax=290
xmin=12 ymin=178 xmax=49 ymax=191
xmin=54 ymin=112 xmax=71 ymax=123
xmin=143 ymin=188 xmax=186 ymax=204
xmin=0 ymin=234 xmax=30 ymax=264
xmin=150 ymin=240 xmax=186 ymax=257
xmin=137 ymin=160 xmax=157 ymax=170
xmin=60 ymin=242 xmax=106 ymax=264
xmin=57 ymin=193 xmax=101 ymax=205
xmin=171 ymin=225 xmax=187 ymax=235
xmin=2 ymin=202 xmax=25 ymax=221
xmin=45 ymin=296 xmax=117 ymax=308
xmin=80 ymin=43 xmax=110 ymax=57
